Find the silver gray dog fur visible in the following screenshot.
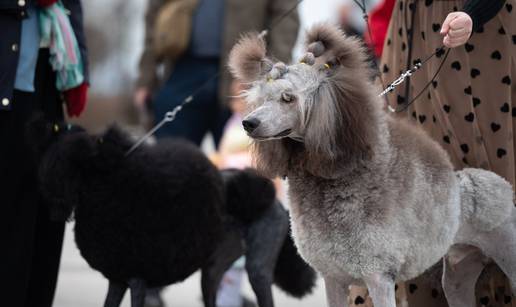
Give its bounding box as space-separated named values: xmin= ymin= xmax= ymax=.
xmin=228 ymin=24 xmax=516 ymax=307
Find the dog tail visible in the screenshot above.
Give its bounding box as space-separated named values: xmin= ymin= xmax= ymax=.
xmin=273 ymin=231 xmax=317 ymax=298
xmin=221 ymin=168 xmax=276 ymax=224
xmin=457 ymin=168 xmax=514 ymax=232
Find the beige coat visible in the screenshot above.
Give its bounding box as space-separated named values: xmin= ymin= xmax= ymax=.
xmin=137 ymin=0 xmax=300 ymax=104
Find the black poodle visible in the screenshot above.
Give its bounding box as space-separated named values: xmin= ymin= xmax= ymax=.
xmin=27 ymin=118 xmax=316 ymax=307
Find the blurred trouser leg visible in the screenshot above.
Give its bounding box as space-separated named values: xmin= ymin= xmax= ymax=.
xmin=24 ymin=205 xmax=65 ymax=307
xmin=0 ymin=49 xmax=64 ymax=307
xmin=1 ymin=170 xmax=65 ymax=307
xmin=153 ymin=55 xmax=230 ymax=148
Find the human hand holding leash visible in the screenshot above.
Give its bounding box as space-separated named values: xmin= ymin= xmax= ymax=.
xmin=441 ymin=12 xmax=473 ymax=48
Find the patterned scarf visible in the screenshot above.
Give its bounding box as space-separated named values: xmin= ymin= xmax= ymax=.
xmin=38 ymin=0 xmax=84 ymax=91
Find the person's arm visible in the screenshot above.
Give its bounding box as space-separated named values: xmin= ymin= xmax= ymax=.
xmin=265 ymin=0 xmax=300 ymax=64
xmin=134 ymin=0 xmax=168 ymax=109
xmin=462 ymin=0 xmax=506 ymax=31
xmin=136 ymin=0 xmax=163 ymax=91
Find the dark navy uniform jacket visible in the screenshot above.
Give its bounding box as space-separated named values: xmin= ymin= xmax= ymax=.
xmin=0 ymin=0 xmax=89 ymax=111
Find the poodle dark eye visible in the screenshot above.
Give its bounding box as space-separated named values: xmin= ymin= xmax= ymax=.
xmin=281 ymin=93 xmax=295 ymax=103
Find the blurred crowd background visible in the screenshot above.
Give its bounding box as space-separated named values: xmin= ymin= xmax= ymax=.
xmin=72 ymin=0 xmax=379 ymax=136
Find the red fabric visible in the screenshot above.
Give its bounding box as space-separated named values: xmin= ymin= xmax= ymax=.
xmin=64 ymin=83 xmax=88 ymax=117
xmin=365 ymin=0 xmax=396 ymax=58
xmin=37 ymin=0 xmax=58 ymax=7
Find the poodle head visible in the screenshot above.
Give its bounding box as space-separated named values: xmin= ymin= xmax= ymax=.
xmin=33 ymin=120 xmax=134 ymax=221
xmin=228 ymin=24 xmax=376 ymax=178
xmin=26 ymin=114 xmax=87 ymax=162
xmin=27 ymin=117 xmax=94 ymax=221
xmin=93 ymin=125 xmax=134 ymax=167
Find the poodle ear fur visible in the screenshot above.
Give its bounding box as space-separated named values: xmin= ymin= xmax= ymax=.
xmin=302 ymin=84 xmax=342 ymax=177
xmin=39 ymin=132 xmax=95 ymax=222
xmin=300 ymin=24 xmax=375 ymax=178
xmin=252 ymin=139 xmax=297 ymax=179
xmin=25 ymin=114 xmax=87 ymax=164
xmin=228 ymin=33 xmax=273 ymax=83
xmin=25 ymin=114 xmax=72 ymax=159
xmin=304 ymin=23 xmax=370 ymax=72
xmin=101 ymin=125 xmax=134 ymax=152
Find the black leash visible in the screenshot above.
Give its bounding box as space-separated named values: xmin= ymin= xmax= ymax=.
xmin=354 ymin=0 xmax=450 ymax=113
xmin=392 ymin=47 xmax=450 ymax=112
xmin=266 ymin=0 xmax=303 ymax=34
xmin=402 ymin=0 xmax=418 ymax=106
xmin=352 ymin=0 xmax=388 ymax=102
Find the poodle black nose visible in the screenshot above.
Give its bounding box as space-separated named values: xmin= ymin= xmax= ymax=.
xmin=242 ymin=118 xmax=261 ymax=133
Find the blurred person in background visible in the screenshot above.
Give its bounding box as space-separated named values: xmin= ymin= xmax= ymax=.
xmin=349 ymin=0 xmax=515 ymax=306
xmin=214 ymin=81 xmax=252 ymax=169
xmin=337 ymin=0 xmax=385 ymax=80
xmin=0 ymin=0 xmax=88 ymax=306
xmin=337 ymin=1 xmax=363 ymax=37
xmin=135 ymin=1 xmax=299 ymax=306
xmin=134 ymin=0 xmax=299 ymax=148
xmin=363 ymin=0 xmax=395 ymax=59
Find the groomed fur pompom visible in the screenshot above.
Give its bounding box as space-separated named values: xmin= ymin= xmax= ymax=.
xmin=304 ymin=23 xmax=369 ymax=70
xmin=222 ymin=168 xmax=276 ymax=224
xmin=228 ymin=33 xmax=272 ymax=82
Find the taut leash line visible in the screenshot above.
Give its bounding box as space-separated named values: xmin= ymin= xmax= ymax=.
xmin=354 ymin=0 xmax=450 ymax=113
xmin=378 ymin=46 xmax=449 ymax=113
xmin=386 ymin=48 xmax=450 ymax=113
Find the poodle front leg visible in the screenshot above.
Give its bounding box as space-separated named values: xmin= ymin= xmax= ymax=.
xmin=473 ymin=217 xmax=516 ymax=294
xmin=103 ymin=280 xmax=127 ymax=307
xmin=245 ymin=204 xmax=289 ymax=307
xmin=324 ymin=276 xmax=349 ymax=307
xmin=128 ymin=278 xmax=147 ymax=307
xmin=201 ymin=229 xmax=244 ymax=307
xmin=246 ymin=268 xmax=274 ymax=307
xmin=364 ymin=274 xmax=396 ymax=307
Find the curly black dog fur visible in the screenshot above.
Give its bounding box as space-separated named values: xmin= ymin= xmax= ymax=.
xmin=29 ymin=118 xmax=316 ymax=307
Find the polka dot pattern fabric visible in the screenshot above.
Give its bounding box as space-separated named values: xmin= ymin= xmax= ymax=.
xmin=350 ymin=0 xmax=516 ymax=306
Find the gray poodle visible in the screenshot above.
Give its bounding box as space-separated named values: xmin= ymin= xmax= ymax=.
xmin=228 ymin=24 xmax=516 ymax=307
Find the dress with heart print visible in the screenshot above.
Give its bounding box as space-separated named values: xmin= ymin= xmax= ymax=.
xmin=350 ymin=0 xmax=516 ymax=306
